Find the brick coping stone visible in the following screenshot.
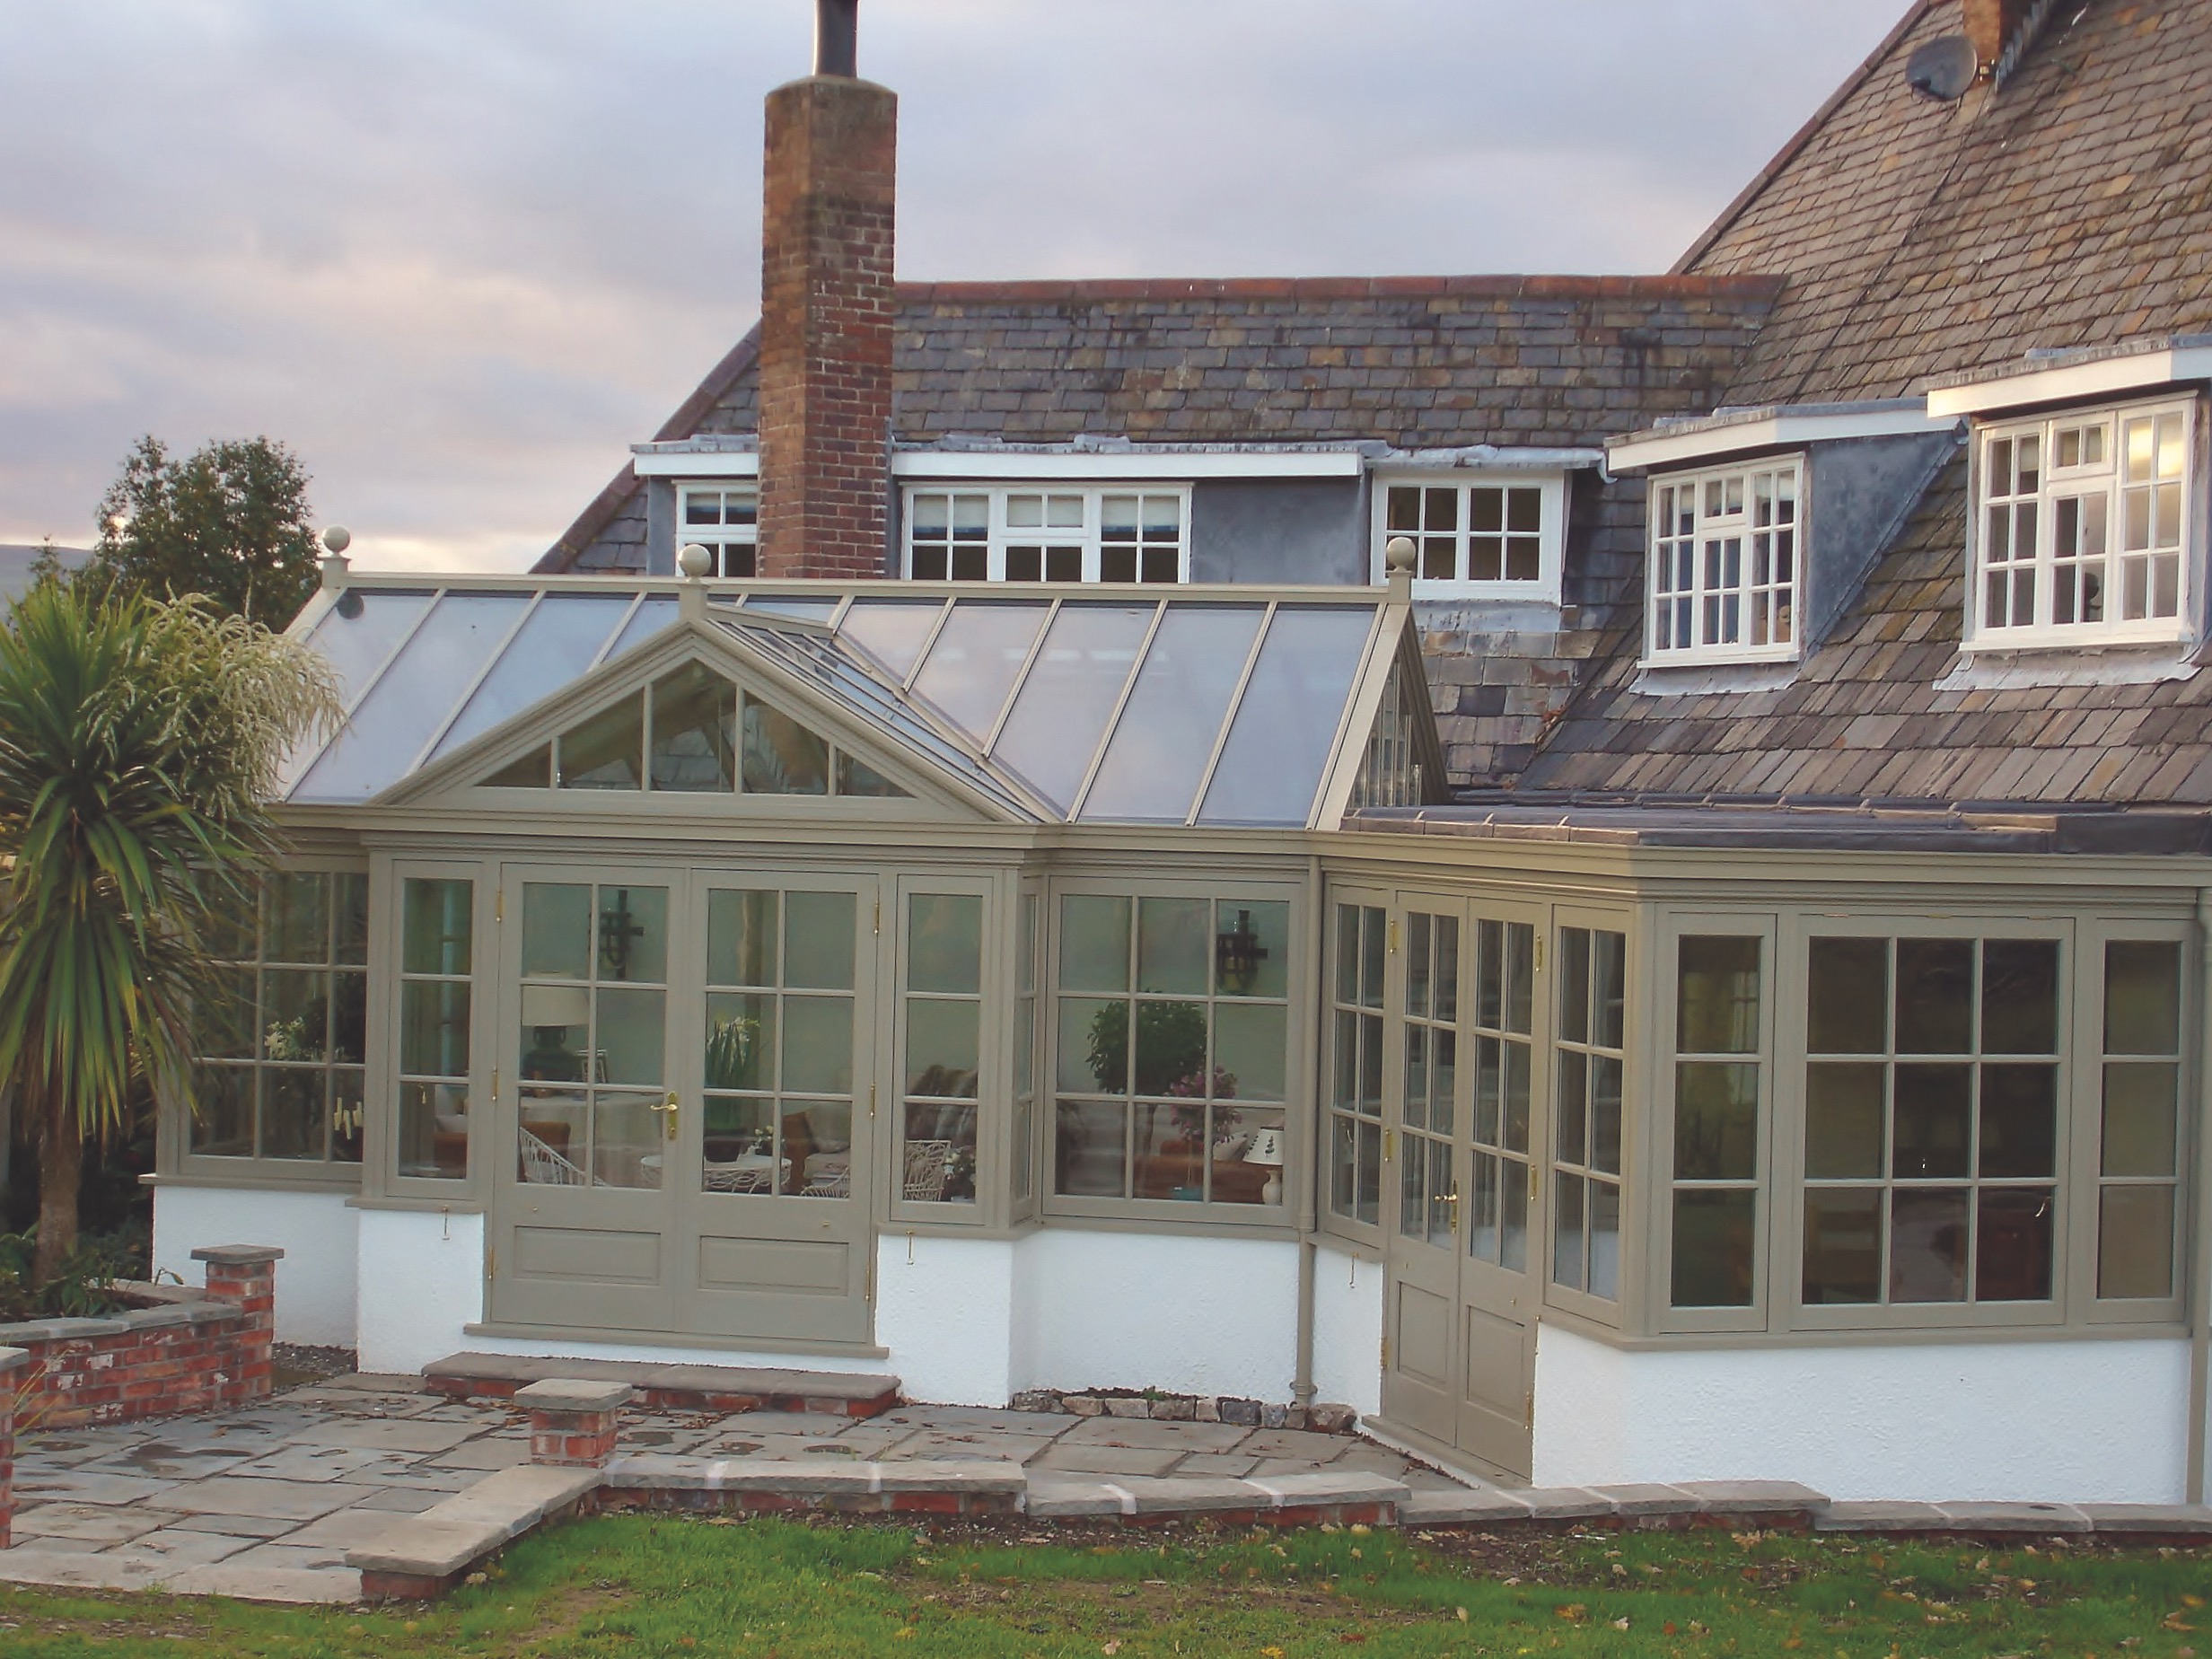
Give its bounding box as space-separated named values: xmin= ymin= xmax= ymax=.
xmin=423 ymin=1352 xmax=900 ymax=1417
xmin=514 ymin=1378 xmax=635 ymax=1414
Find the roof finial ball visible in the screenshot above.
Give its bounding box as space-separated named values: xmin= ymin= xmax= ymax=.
xmin=320 ymin=525 xmax=350 ymax=556
xmin=1383 ymin=534 xmax=1417 ymax=600
xmin=678 ymin=542 xmax=715 ymax=579
xmin=319 ymin=525 xmax=352 ymax=593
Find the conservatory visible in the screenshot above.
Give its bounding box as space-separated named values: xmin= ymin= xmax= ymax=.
xmin=147 ymin=566 xmax=2212 ymax=1503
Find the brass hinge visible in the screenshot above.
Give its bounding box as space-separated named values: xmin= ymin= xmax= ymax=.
xmin=869 ymin=1083 xmax=878 ymax=1119
xmin=1523 ymin=1392 xmax=1534 ymax=1431
xmin=491 ymin=1066 xmax=501 ymax=1102
xmin=873 ymin=895 xmax=882 ymax=935
xmin=1383 ymin=1129 xmax=1395 ymax=1162
xmin=1528 ymin=1162 xmax=1539 ymax=1202
xmin=495 ymin=887 xmax=505 ymax=925
xmin=1532 ymin=934 xmax=1544 ymax=973
xmin=1388 ymin=917 xmax=1400 ymax=954
xmin=486 ymin=1244 xmax=496 ymax=1281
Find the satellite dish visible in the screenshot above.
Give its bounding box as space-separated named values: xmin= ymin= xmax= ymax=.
xmin=1906 ymin=34 xmax=1979 ymax=101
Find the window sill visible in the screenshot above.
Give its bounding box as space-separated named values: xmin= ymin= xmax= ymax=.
xmin=1631 ymin=1319 xmax=2182 ymax=1350
xmin=1631 ymin=659 xmax=1801 ymax=699
xmin=1936 ymin=643 xmax=2199 ymax=691
xmin=149 ymin=1169 xmax=364 ymax=1194
xmin=1960 ymin=627 xmax=2194 ymax=656
xmin=1641 ymin=647 xmax=1801 ymax=672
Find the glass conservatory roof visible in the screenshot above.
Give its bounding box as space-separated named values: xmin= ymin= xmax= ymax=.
xmin=281 ymin=580 xmax=1415 ymax=829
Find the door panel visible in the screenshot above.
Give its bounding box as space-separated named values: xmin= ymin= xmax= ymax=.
xmin=1381 ymin=903 xmax=1463 ymax=1445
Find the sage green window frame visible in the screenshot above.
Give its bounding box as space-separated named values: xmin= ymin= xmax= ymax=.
xmin=1011 ymin=882 xmax=1043 ymax=1224
xmin=170 ymin=861 xmax=371 ymax=1189
xmin=373 ymin=858 xmax=493 ymax=1202
xmin=891 ymin=874 xmax=1001 ymax=1226
xmin=1544 ymin=908 xmax=1637 ymax=1329
xmin=1045 ymin=876 xmax=1306 ymax=1230
xmin=1321 ymin=891 xmax=1391 ymax=1247
xmin=1655 ymin=914 xmax=1777 ymax=1335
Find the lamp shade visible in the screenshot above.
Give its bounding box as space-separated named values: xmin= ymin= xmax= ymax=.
xmin=522 ymin=984 xmax=591 ymax=1029
xmin=1244 ymin=1127 xmax=1285 ymax=1167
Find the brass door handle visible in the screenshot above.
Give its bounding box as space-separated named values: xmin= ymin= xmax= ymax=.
xmin=652 ymin=1092 xmax=679 ymax=1141
xmin=1443 ymin=1189 xmax=1460 ymax=1233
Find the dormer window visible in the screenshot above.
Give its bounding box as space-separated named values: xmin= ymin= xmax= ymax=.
xmin=901 ymin=486 xmax=1188 ymax=584
xmin=679 ymin=486 xmax=759 ymax=577
xmin=1971 ymin=399 xmax=2194 ymax=647
xmin=1646 ymin=458 xmax=1802 ymax=664
xmin=1372 ymin=474 xmax=1567 ymax=602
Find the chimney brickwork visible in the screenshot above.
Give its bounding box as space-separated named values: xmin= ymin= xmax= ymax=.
xmin=757 ymin=75 xmax=898 ymax=580
xmin=1962 ymin=0 xmax=2035 ymax=66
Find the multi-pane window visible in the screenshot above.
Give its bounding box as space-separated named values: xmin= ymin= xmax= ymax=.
xmin=1974 ymin=401 xmax=2192 ymax=644
xmin=902 ymin=894 xmax=983 ymax=1206
xmin=2098 ymin=940 xmax=2183 ymax=1301
xmin=191 ymin=873 xmax=367 ymax=1169
xmin=395 ymin=879 xmax=473 ymax=1181
xmin=1801 ymin=935 xmax=2061 ymax=1307
xmin=1648 ymin=461 xmax=1800 ymax=662
xmin=1554 ymin=927 xmax=1627 ymax=1299
xmin=1054 ymin=895 xmax=1289 ymax=1209
xmin=1379 ymin=478 xmax=1561 ymax=598
xmin=1399 ymin=913 xmax=1460 ymax=1247
xmin=1013 ymin=891 xmax=1039 ymax=1207
xmin=1670 ymin=938 xmax=1763 ymax=1309
xmin=904 ymin=487 xmax=1188 ymax=584
xmin=677 ymin=486 xmax=758 ymax=578
xmin=1467 ymin=918 xmax=1536 ymax=1272
xmin=1349 ymin=662 xmax=1425 ymax=811
xmin=1329 ymin=904 xmax=1387 ymax=1228
xmin=482 ymin=663 xmax=908 ymax=799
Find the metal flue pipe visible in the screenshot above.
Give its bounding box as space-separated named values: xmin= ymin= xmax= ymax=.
xmin=815 ymin=0 xmax=859 ymax=77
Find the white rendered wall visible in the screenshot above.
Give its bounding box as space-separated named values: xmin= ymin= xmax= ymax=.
xmin=151 ymin=1185 xmax=358 ymax=1349
xmin=1309 ymin=1242 xmax=1384 ymax=1418
xmin=355 ymin=1207 xmax=487 ymax=1376
xmin=874 ymin=1233 xmax=1015 ymax=1403
xmin=1533 ymin=1321 xmax=2192 ymax=1504
xmin=1009 ymin=1228 xmax=1300 ymax=1401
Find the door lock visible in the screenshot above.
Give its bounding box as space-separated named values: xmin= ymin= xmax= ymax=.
xmin=1444 ymin=1189 xmax=1461 ymax=1234
xmin=653 ymin=1092 xmax=680 ymax=1141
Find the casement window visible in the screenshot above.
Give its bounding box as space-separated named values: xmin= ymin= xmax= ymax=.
xmin=1971 ymin=400 xmax=2194 ymax=647
xmin=903 ymin=487 xmax=1189 ymax=584
xmin=1669 ymin=935 xmax=1767 ymax=1312
xmin=1553 ymin=926 xmax=1628 ymax=1301
xmin=1374 ymin=476 xmax=1567 ymax=602
xmin=900 ymin=892 xmax=985 ymax=1207
xmin=1052 ymin=892 xmax=1292 ymax=1214
xmin=1327 ymin=903 xmax=1387 ymax=1230
xmin=188 ymin=871 xmax=368 ymax=1174
xmin=394 ymin=876 xmax=475 ymax=1181
xmin=677 ymin=486 xmax=758 ymax=578
xmin=2095 ymin=939 xmax=2185 ymax=1303
xmin=1646 ymin=460 xmax=1802 ymax=663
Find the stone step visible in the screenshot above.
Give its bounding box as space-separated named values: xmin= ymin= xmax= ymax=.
xmin=349 ymin=1464 xmax=602 ymax=1601
xmin=421 ymin=1351 xmax=902 ymax=1418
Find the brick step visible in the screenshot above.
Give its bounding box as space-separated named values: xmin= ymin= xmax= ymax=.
xmin=421 ymin=1352 xmax=901 ymax=1418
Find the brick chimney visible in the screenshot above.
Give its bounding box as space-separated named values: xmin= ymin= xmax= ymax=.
xmin=1962 ymin=0 xmax=2035 ymax=67
xmin=756 ymin=0 xmax=897 ymax=579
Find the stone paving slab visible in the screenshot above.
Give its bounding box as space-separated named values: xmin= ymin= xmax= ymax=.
xmin=1030 ymin=1443 xmax=1186 ymax=1478
xmin=1057 ymin=1418 xmax=1253 ymax=1453
xmin=161 ymin=1475 xmax=365 ymax=1522
xmin=11 ymin=1503 xmax=176 ymax=1543
xmin=13 ymin=1470 xmax=179 ymax=1506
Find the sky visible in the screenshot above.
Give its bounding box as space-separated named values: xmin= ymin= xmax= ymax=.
xmin=0 ymin=1 xmax=1908 ymax=572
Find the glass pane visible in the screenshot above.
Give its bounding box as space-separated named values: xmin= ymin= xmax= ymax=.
xmin=1809 ymin=937 xmax=1887 ymax=1053
xmin=1060 ymin=996 xmax=1122 ymax=1094
xmin=1671 ymin=1189 xmax=1755 ymax=1308
xmin=605 ymin=596 xmax=679 ymax=663
xmin=1979 ymin=1064 xmax=2057 ymax=1179
xmin=1133 ymin=1001 xmax=1209 ymax=1097
xmin=1557 ymin=1050 xmax=1587 ymax=1165
xmin=1591 ymin=1056 xmax=1622 ymax=1175
xmin=303 ymin=588 xmax=434 ymax=706
xmin=1215 ymin=1002 xmax=1286 ymax=1102
xmin=1590 ymin=1182 xmax=1620 ymax=1301
xmin=433 ymin=593 xmax=634 ymax=761
xmin=910 ymin=601 xmax=1050 ymax=737
xmin=593 ymin=1092 xmax=663 ymax=1189
xmin=1081 ymin=605 xmax=1266 ymax=822
xmin=2102 ymin=1063 xmax=2179 ymax=1177
xmin=1981 ymin=940 xmax=2058 ymax=1055
xmin=595 ymin=987 xmax=665 ymax=1085
xmin=402 ymin=880 xmax=472 ymax=977
xmin=487 ymin=746 xmax=550 ymax=788
xmin=791 ymin=1096 xmax=852 ymax=1198
xmin=1593 ymin=931 xmax=1627 ymax=1049
xmin=261 ymin=970 xmax=328 ymax=1061
xmin=702 ymin=1097 xmax=777 ymax=1183
xmin=399 ymin=1081 xmax=470 ymax=1180
xmin=1218 ymin=902 xmax=1288 ymax=1000
xmin=334 ymin=873 xmax=369 ymax=966
xmin=991 ymin=602 xmax=1154 ymax=813
xmin=1894 ymin=940 xmax=1972 ymax=1054
xmin=195 ymin=967 xmax=256 ymax=1060
xmin=1559 ymin=928 xmax=1590 ymax=1044
xmin=649 ymin=663 xmax=736 ymax=793
xmin=261 ymin=1068 xmax=327 ymax=1160
xmin=1977 ymin=1188 xmax=2054 ymax=1302
xmin=1552 ymin=1174 xmax=1584 ymax=1290
xmin=1673 ymin=1062 xmax=1757 ymax=1181
xmin=1805 ymin=1064 xmax=1885 ymax=1179
xmin=1501 ymin=1154 xmax=1527 ymax=1270
xmin=191 ymin=1065 xmax=255 ymax=1156
xmin=907 ymin=999 xmax=980 ymax=1097
xmin=522 ymin=883 xmax=592 ymax=980
xmin=1060 ymin=896 xmax=1131 ymax=993
xmin=330 ymin=973 xmax=366 ymax=1066
xmin=840 ymin=598 xmax=947 ymax=682
xmin=1198 ymin=607 xmax=1375 ymax=826
xmin=707 ymin=891 xmax=777 ymax=988
xmin=742 ymin=699 xmax=830 ymax=795
xmin=908 ymin=895 xmax=982 ymax=995
xmin=903 ymin=1102 xmax=977 ymax=1203
xmin=596 ymin=886 xmax=668 ymax=983
xmin=1803 ymin=1189 xmax=1883 ymax=1304
xmin=705 ymin=993 xmax=775 ymax=1091
xmin=1434 ymin=917 xmax=1460 ymax=1023
xmin=400 ymin=981 xmax=470 ymax=1078
xmin=783 ymin=996 xmax=854 ymax=1095
xmin=1677 ymin=936 xmax=1760 ymax=1054
xmin=1407 ymin=915 xmax=1431 ymax=1021
xmin=2106 ymin=941 xmax=2181 ymax=1055
xmin=1890 ymin=1189 xmax=1970 ymax=1303
xmin=1056 ymin=1099 xmax=1128 ymax=1197
xmin=518 ymin=991 xmax=589 ymax=1082
xmin=2100 ymin=1186 xmax=2176 ymax=1300
xmin=786 ymin=891 xmax=856 ymax=991
xmin=836 ymin=752 xmax=909 ymax=798
xmin=267 ymin=873 xmax=329 ymax=964
xmin=557 ymin=692 xmax=645 ymax=791
xmin=1137 ymin=898 xmax=1209 ymax=995
xmin=1892 ymin=1064 xmax=1972 ymax=1179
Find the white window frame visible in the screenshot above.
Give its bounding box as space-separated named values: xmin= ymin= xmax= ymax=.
xmin=1965 ymin=397 xmax=2198 ymax=652
xmin=676 ymin=484 xmax=759 ymax=578
xmin=1645 ymin=456 xmax=1804 ymax=667
xmin=1370 ymin=472 xmax=1567 ymax=603
xmin=899 ymin=485 xmax=1190 ymax=584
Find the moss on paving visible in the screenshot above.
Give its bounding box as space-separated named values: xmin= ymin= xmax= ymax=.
xmin=2 ymin=1514 xmax=2208 ymax=1656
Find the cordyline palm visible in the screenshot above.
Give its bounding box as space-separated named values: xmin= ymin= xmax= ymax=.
xmin=0 ymin=583 xmax=337 ymax=1283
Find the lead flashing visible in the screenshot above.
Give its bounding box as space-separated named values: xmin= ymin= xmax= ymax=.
xmin=1607 ymin=399 xmax=1955 ymax=472
xmin=1927 ymin=337 xmax=2212 ymax=417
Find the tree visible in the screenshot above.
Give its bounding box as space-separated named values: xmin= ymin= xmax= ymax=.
xmin=0 ymin=584 xmax=338 ymax=1282
xmin=92 ymin=436 xmax=322 ymax=631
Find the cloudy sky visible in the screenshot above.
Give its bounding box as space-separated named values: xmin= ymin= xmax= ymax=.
xmin=0 ymin=1 xmax=1906 ymax=571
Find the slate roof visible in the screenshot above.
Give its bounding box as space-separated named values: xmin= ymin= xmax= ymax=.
xmin=537 ymin=276 xmax=1783 ymax=575
xmin=1681 ymin=0 xmax=2212 ymax=404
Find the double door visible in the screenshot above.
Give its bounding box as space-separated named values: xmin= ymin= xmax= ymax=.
xmin=1367 ymin=891 xmax=1549 ymax=1479
xmin=488 ymin=865 xmax=877 ymax=1344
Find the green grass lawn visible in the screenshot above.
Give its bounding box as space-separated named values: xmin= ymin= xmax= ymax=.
xmin=2 ymin=1514 xmax=2208 ymax=1657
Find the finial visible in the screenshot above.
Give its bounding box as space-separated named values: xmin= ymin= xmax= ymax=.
xmin=678 ymin=543 xmax=715 ymax=579
xmin=320 ymin=525 xmax=352 ymax=591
